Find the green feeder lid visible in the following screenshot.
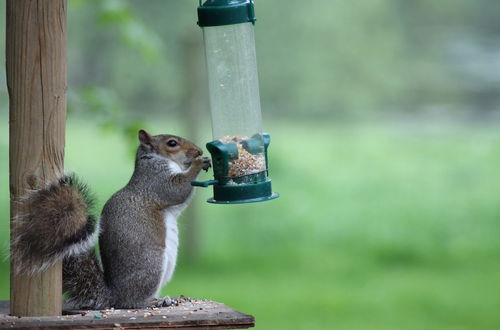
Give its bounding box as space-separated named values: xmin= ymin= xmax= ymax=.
xmin=198 ymin=0 xmax=256 ymax=27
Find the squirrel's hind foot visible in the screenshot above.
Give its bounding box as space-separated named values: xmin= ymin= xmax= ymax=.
xmin=147 ymin=296 xmax=174 ymax=308
xmin=147 ymin=296 xmax=195 ymax=308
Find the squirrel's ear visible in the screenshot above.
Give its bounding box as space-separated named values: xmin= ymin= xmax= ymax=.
xmin=138 ymin=129 xmax=152 ymax=146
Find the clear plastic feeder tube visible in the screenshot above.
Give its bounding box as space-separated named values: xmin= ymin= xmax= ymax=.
xmin=203 ymin=22 xmax=263 ymax=140
xmin=194 ymin=0 xmax=278 ymax=203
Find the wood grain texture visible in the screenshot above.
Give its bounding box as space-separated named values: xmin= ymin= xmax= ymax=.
xmin=6 ymin=0 xmax=67 ymax=317
xmin=0 ymin=300 xmax=255 ymax=329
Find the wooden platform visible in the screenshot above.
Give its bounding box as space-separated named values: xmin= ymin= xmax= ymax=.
xmin=0 ymin=300 xmax=255 ymax=329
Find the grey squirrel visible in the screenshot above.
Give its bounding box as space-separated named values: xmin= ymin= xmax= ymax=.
xmin=11 ymin=129 xmax=211 ymax=309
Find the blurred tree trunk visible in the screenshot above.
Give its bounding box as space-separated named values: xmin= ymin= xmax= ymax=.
xmin=180 ymin=31 xmax=205 ymax=262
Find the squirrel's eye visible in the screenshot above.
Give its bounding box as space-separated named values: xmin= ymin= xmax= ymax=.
xmin=167 ymin=140 xmax=178 ymax=147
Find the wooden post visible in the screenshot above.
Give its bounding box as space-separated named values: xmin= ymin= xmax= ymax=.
xmin=6 ymin=0 xmax=67 ymax=316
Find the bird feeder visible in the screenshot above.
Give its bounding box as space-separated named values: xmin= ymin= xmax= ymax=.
xmin=192 ymin=0 xmax=279 ymax=204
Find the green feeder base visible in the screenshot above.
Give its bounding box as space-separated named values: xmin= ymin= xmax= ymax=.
xmin=207 ymin=179 xmax=279 ymax=204
xmin=191 ymin=133 xmax=279 ymax=204
xmin=208 ymin=193 xmax=279 ymax=204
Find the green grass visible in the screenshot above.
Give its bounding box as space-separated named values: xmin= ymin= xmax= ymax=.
xmin=1 ymin=118 xmax=499 ymax=329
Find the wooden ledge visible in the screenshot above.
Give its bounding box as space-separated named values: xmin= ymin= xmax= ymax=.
xmin=0 ymin=300 xmax=255 ymax=329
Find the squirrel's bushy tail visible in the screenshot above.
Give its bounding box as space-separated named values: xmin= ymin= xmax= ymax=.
xmin=63 ymin=250 xmax=112 ymax=309
xmin=12 ymin=174 xmax=112 ymax=308
xmin=12 ymin=174 xmax=99 ymax=274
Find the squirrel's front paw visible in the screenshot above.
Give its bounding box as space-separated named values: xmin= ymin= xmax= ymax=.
xmin=199 ymin=156 xmax=211 ymax=172
xmin=193 ymin=156 xmax=211 ymax=172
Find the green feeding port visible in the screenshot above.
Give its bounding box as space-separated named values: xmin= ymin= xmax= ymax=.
xmin=192 ymin=0 xmax=278 ymax=204
xmin=192 ymin=134 xmax=278 ymax=204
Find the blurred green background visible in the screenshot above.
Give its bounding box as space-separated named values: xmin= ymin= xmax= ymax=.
xmin=1 ymin=0 xmax=500 ymax=329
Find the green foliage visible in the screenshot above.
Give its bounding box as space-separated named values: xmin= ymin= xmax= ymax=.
xmin=65 ymin=0 xmax=162 ymax=141
xmin=68 ymin=86 xmax=148 ymax=154
xmin=97 ymin=0 xmax=163 ymax=63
